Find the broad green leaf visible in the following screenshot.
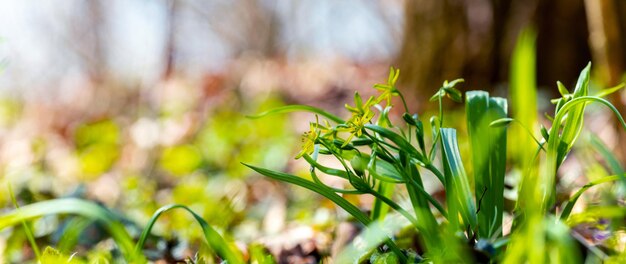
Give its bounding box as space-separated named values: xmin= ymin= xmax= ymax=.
xmin=440 ymin=128 xmax=477 ymax=232
xmin=466 ymin=91 xmax=507 ymax=238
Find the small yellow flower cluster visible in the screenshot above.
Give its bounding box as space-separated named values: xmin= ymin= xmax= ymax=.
xmin=295 ymin=116 xmax=334 ymax=159
xmin=373 ymin=66 xmax=400 ymax=106
xmin=295 ymin=67 xmax=403 ymax=158
xmin=340 ymin=92 xmax=376 ymax=147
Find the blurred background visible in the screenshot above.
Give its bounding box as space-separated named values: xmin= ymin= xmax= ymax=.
xmin=0 ymin=0 xmax=625 ymax=262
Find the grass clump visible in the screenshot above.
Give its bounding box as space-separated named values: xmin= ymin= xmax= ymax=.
xmin=246 ymin=63 xmax=626 ymax=263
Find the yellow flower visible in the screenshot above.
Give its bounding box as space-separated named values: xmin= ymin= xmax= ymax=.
xmin=373 ymin=66 xmax=400 ymax=105
xmin=295 ymin=122 xmax=319 ymax=159
xmin=341 ymin=94 xmax=376 ymax=147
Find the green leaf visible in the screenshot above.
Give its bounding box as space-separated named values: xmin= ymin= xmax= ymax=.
xmin=489 ymin=117 xmax=514 ymax=127
xmin=589 ymin=135 xmax=626 ymax=189
xmin=57 ymin=218 xmax=93 ymax=254
xmin=247 ymin=105 xmax=345 ymax=124
xmin=559 ymin=63 xmax=591 ymax=154
xmin=243 ymin=163 xmax=407 ymax=262
xmin=134 ymin=204 xmax=245 ymax=264
xmin=594 ymin=83 xmax=625 ymax=98
xmin=542 ymin=94 xmax=626 ymax=210
xmin=560 ymin=175 xmax=621 ymax=221
xmin=440 ymin=128 xmax=477 ymax=233
xmin=364 ymin=124 xmax=426 ymax=165
xmin=556 ymin=81 xmax=569 ymax=97
xmin=244 ymin=163 xmax=370 ymax=223
xmin=509 ymin=27 xmax=541 ymax=217
xmin=540 ymin=125 xmax=550 ymax=141
xmin=302 ymin=154 xmax=349 ymax=179
xmin=8 ymin=184 xmax=41 ymax=260
xmin=465 ymin=91 xmax=507 ymax=238
xmin=0 ymin=198 xmax=136 ymax=261
xmin=444 ymin=87 xmax=463 ymax=102
xmin=566 ymin=206 xmax=626 ymax=227
xmin=445 ymin=78 xmax=465 ymax=88
xmin=429 ymin=90 xmax=445 ymax=102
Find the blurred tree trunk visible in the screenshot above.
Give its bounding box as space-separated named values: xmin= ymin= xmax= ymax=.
xmin=396 ymin=0 xmax=626 ymax=160
xmin=584 ymin=0 xmax=626 ymax=160
xmin=396 ymin=0 xmax=470 ymax=109
xmin=396 ymin=0 xmax=591 ymax=110
xmin=162 ymin=0 xmax=178 ymax=81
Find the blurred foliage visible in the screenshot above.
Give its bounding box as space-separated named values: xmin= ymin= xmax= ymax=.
xmin=74 ymin=119 xmax=121 ymax=178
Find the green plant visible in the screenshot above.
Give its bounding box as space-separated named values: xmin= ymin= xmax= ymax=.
xmin=0 ymin=198 xmax=245 ymax=263
xmin=246 ymin=64 xmax=626 ymax=263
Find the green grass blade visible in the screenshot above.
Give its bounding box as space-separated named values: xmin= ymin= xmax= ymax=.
xmin=371 ymin=182 xmax=393 ymax=220
xmin=0 ymin=198 xmax=135 ymax=261
xmin=57 ymin=218 xmax=93 ymax=254
xmin=402 ymin=155 xmax=443 ymax=251
xmin=134 ymin=204 xmax=244 ymax=264
xmin=543 ymin=95 xmax=626 ymax=209
xmin=440 ymin=128 xmax=477 ymax=232
xmin=566 ymin=206 xmax=626 ymax=226
xmin=508 ymin=27 xmax=544 ymax=221
xmin=243 ymin=163 xmax=407 ymax=262
xmin=465 ymin=91 xmax=508 ymax=238
xmin=590 ymin=135 xmax=626 ymax=189
xmin=560 ymin=175 xmax=621 ymax=220
xmin=247 ymin=104 xmax=345 ymax=123
xmin=302 ymin=154 xmax=349 ymax=179
xmin=244 ymin=162 xmax=370 ymax=224
xmin=595 ymin=83 xmax=625 ymax=98
xmin=8 ymin=184 xmax=41 ymax=261
xmin=557 ymin=63 xmax=591 ymax=164
xmin=509 ymin=27 xmax=538 ymax=166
